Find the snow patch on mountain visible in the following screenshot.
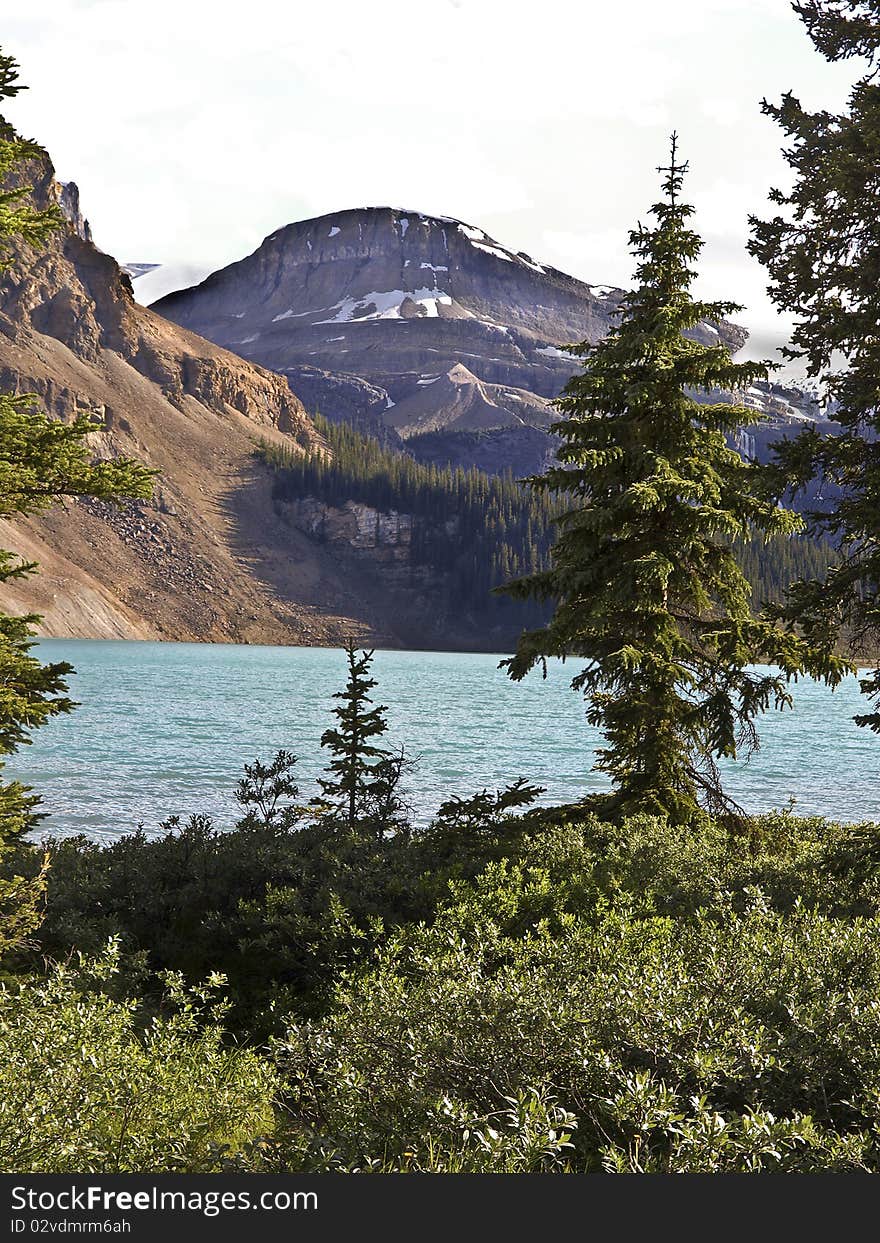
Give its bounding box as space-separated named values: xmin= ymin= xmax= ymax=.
xmin=471 ymin=239 xmax=514 ymax=263
xmin=272 ymin=307 xmax=317 ymax=322
xmin=315 ymin=289 xmax=454 ymax=323
xmin=455 ymin=223 xmax=547 ymax=272
xmin=121 ymin=262 xmax=161 ymax=281
xmin=536 ymin=345 xmax=572 ymax=360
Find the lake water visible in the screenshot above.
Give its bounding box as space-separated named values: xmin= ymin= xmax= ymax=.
xmin=5 ymin=639 xmax=878 ymax=841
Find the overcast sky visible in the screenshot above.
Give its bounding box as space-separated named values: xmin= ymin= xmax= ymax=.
xmin=2 ymin=0 xmax=864 ymax=365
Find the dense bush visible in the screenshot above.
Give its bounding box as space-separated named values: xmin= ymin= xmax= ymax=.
xmin=16 ymin=801 xmax=880 ymax=1027
xmin=268 ymin=839 xmax=880 ymax=1172
xmin=0 ymin=943 xmax=276 ymax=1173
xmin=7 ymin=777 xmax=880 ymax=1172
xmin=15 ymin=812 xmax=421 ymax=1032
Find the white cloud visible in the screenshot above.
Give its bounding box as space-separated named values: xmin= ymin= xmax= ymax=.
xmin=2 ymin=0 xmax=867 ymax=354
xmin=700 ymin=97 xmax=743 ymax=127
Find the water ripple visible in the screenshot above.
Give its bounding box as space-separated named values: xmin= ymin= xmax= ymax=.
xmin=4 ymin=639 xmax=877 ymax=840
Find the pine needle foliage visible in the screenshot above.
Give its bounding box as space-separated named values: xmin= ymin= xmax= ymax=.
xmin=318 ymin=643 xmax=407 ymax=834
xmin=748 ymin=0 xmax=880 ymax=730
xmin=261 ymin=418 xmax=555 ymax=636
xmin=502 ymin=137 xmax=849 ymax=824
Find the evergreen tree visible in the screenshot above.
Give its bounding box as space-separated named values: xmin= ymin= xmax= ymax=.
xmin=502 ymin=137 xmax=847 ymax=824
xmin=0 ymin=51 xmax=153 ymax=951
xmin=318 ymin=643 xmax=404 ymax=833
xmin=748 ymin=0 xmax=880 ymax=731
xmin=261 ymin=415 xmax=832 ymax=640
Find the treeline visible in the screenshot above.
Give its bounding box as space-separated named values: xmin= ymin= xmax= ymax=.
xmin=262 ymin=416 xmax=556 ymax=634
xmin=260 ymin=415 xmax=837 ymax=627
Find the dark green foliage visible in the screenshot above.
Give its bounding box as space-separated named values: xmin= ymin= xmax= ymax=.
xmin=12 ymin=796 xmax=880 ymax=1172
xmin=14 ymin=758 xmax=880 ymax=1047
xmin=235 ymin=749 xmax=304 ymax=830
xmin=749 ymin=0 xmax=880 ymax=727
xmin=14 ymin=808 xmax=417 ymax=1035
xmin=502 ymin=139 xmax=848 ymax=823
xmin=433 ymin=777 xmax=545 ymax=832
xmin=317 ymin=643 xmax=408 ymax=833
xmin=0 ymin=54 xmax=60 ymax=263
xmin=792 ymin=0 xmax=880 ymax=57
xmin=261 ymin=415 xmax=838 ymax=644
xmin=272 ymin=851 xmax=880 ymax=1172
xmin=261 ymin=417 xmax=555 ymax=638
xmin=735 ymin=528 xmax=839 ymax=606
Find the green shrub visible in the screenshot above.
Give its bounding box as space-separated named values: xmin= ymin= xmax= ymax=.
xmin=0 ymin=943 xmax=277 ymax=1173
xmin=270 ymin=854 xmax=880 ymax=1172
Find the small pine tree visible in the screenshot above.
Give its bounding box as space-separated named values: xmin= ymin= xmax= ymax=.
xmin=318 ymin=643 xmax=405 ymax=833
xmin=0 ymin=50 xmax=154 ymax=952
xmin=502 ymin=136 xmax=848 ymax=824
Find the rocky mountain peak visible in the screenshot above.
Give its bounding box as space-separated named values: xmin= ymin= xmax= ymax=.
xmin=0 ymin=148 xmax=316 ymax=445
xmin=153 ymin=205 xmax=751 ymax=472
xmin=246 ymin=205 xmax=627 ymax=332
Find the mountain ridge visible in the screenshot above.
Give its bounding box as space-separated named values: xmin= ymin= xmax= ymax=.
xmin=0 ymin=154 xmax=447 ymax=647
xmin=150 ymin=205 xmax=782 ymax=474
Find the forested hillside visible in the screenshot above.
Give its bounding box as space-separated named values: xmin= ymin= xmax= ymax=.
xmin=261 ymin=416 xmax=838 ymax=630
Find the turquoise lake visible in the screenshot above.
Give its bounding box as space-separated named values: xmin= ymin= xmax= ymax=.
xmin=6 ymin=638 xmax=878 ymax=840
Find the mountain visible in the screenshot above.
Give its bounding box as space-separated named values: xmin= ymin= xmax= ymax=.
xmin=0 ymin=149 xmax=840 ymax=651
xmin=152 ymin=207 xmax=837 ymax=475
xmin=0 ymin=151 xmax=462 ymax=648
xmin=151 ymin=207 xmax=751 ymax=473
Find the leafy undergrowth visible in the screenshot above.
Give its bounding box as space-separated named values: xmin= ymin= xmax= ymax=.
xmin=6 ymin=783 xmax=880 ymax=1172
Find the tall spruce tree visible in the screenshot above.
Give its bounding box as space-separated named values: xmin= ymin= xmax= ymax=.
xmin=749 ymin=0 xmax=880 ymax=731
xmin=0 ymin=51 xmax=153 ymax=950
xmin=503 ymin=137 xmax=847 ymax=824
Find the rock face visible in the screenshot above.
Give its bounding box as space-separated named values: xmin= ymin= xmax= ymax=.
xmin=273 ymin=495 xmax=501 ymax=648
xmin=0 ymin=148 xmax=460 ymax=648
xmin=152 ymin=206 xmax=838 ymax=475
xmin=55 ymin=180 xmax=92 ymax=243
xmin=153 ymin=207 xmax=748 ymax=472
xmin=281 ymin=364 xmax=402 ymax=446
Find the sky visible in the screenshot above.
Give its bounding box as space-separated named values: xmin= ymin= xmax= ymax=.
xmin=2 ymin=0 xmax=865 ymax=366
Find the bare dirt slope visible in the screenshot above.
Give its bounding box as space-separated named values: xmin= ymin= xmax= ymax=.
xmin=0 ymin=151 xmax=402 ymax=646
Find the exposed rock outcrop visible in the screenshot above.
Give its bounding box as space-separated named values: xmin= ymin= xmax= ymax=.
xmin=55 ymin=180 xmax=92 ymax=243
xmin=281 ymin=364 xmax=402 ymax=445
xmin=0 ymin=147 xmax=434 ymax=647
xmin=274 ymin=495 xmax=492 ymax=648
xmin=152 ymin=206 xmax=832 ymax=476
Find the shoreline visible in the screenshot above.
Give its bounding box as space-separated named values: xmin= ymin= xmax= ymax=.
xmin=31 ymin=632 xmax=880 ymax=673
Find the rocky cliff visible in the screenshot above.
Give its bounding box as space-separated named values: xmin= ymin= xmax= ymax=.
xmin=0 ymin=149 xmax=446 ymax=647
xmin=153 ymin=208 xmax=664 ymax=399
